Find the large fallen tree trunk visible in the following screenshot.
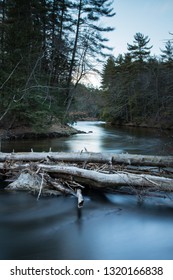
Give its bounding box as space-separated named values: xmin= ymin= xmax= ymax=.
xmin=2 ymin=162 xmax=173 ymax=191
xmin=2 ymin=152 xmax=173 ymax=207
xmin=0 ymin=152 xmax=173 ymax=167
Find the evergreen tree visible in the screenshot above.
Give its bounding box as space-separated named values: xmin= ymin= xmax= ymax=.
xmin=101 ymin=55 xmax=129 ymax=123
xmin=101 ymin=56 xmax=116 ymax=90
xmin=161 ymin=40 xmax=173 ymax=63
xmin=127 ymin=32 xmax=152 ymax=62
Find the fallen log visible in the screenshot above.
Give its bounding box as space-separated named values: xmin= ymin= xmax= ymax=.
xmin=2 ymin=162 xmax=173 ymax=191
xmin=0 ymin=152 xmax=173 ymax=167
xmin=2 ymin=152 xmax=173 ymax=207
xmin=6 ymin=170 xmax=84 ymax=208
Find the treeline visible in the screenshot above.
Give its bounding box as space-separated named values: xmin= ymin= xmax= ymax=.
xmin=0 ymin=0 xmax=114 ymax=130
xmin=1 ymin=1 xmax=173 ymax=131
xmin=69 ymin=84 xmax=102 ymax=121
xmin=100 ymin=32 xmax=173 ymax=129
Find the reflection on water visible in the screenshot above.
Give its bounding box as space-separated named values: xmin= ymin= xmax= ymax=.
xmin=1 ymin=121 xmax=173 ymax=260
xmin=2 ymin=121 xmax=173 ymax=155
xmin=71 ymin=121 xmax=173 ymax=155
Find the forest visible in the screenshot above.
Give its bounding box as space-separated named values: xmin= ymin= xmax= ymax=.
xmin=100 ymin=33 xmax=173 ymax=129
xmin=0 ymin=0 xmax=173 ymax=132
xmin=0 ymin=0 xmax=115 ymax=131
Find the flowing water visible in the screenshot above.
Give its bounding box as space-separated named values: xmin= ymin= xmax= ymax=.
xmin=0 ymin=121 xmax=173 ymax=260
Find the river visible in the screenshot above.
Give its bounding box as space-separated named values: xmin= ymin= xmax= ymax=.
xmin=1 ymin=121 xmax=173 ymax=260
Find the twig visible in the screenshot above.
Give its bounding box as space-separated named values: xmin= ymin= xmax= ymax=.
xmin=142 ymin=175 xmax=159 ymax=186
xmin=37 ymin=172 xmax=44 ymax=200
xmin=69 ymin=180 xmax=85 ymax=189
xmin=0 ymin=57 xmax=23 ymax=90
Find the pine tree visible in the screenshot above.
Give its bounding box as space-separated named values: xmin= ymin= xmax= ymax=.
xmin=161 ymin=40 xmax=173 ymax=63
xmin=127 ymin=32 xmax=152 ymax=62
xmin=101 ymin=56 xmax=116 ymax=90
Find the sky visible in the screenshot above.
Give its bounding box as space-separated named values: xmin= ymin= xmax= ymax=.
xmin=106 ymin=0 xmax=173 ymax=57
xmin=84 ymin=0 xmax=173 ymax=86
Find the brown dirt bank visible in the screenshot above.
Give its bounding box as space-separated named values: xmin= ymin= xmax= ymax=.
xmin=0 ymin=124 xmax=84 ymax=140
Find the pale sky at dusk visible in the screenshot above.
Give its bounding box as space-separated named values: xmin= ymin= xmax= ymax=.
xmin=84 ymin=0 xmax=173 ymax=86
xmin=106 ymin=0 xmax=173 ymax=57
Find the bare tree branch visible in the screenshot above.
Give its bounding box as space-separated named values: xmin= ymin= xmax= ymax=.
xmin=0 ymin=57 xmax=23 ymax=90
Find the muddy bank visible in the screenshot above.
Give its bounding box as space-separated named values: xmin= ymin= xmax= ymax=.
xmin=0 ymin=123 xmax=84 ymax=140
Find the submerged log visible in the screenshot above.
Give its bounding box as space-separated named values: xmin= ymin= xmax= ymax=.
xmin=6 ymin=171 xmax=62 ymax=197
xmin=7 ymin=172 xmax=42 ymax=191
xmin=6 ymin=169 xmax=84 ymax=207
xmin=76 ymin=189 xmax=84 ymax=208
xmin=0 ymin=152 xmax=173 ymax=167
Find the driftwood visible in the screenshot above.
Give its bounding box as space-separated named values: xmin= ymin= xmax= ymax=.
xmin=1 ymin=151 xmax=173 ymax=207
xmin=3 ymin=162 xmax=173 ymax=190
xmin=0 ymin=151 xmax=173 ymax=167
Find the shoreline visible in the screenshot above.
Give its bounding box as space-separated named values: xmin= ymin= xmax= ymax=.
xmin=0 ymin=123 xmax=83 ymax=141
xmin=105 ymin=121 xmax=173 ymax=131
xmin=0 ymin=119 xmax=172 ymax=141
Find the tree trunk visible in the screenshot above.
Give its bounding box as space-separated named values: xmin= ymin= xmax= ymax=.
xmin=64 ymin=0 xmax=83 ymax=115
xmin=0 ymin=152 xmax=173 ymax=167
xmin=2 ymin=162 xmax=173 ymax=191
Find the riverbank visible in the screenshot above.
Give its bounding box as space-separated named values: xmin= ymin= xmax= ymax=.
xmin=71 ymin=114 xmax=173 ymax=130
xmin=106 ymin=120 xmax=173 ymax=130
xmin=1 ymin=118 xmax=172 ymax=142
xmin=0 ymin=123 xmax=81 ymax=140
